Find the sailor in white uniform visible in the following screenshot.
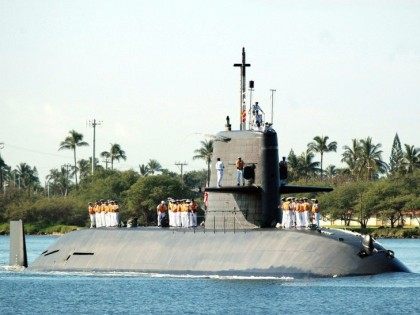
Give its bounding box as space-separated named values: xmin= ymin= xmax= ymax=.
xmin=251 ymin=102 xmax=264 ymax=131
xmin=215 ymin=158 xmax=224 ymax=187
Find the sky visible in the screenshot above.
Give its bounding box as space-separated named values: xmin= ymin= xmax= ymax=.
xmin=1 ymin=0 xmax=419 ymax=182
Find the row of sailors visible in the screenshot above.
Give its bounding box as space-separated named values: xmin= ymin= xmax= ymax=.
xmin=280 ymin=197 xmax=320 ymax=229
xmin=157 ymin=199 xmax=199 ymax=228
xmin=88 ymin=200 xmax=120 ymax=228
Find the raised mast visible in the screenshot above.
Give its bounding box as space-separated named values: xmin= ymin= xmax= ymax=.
xmin=233 ymin=47 xmax=250 ymax=130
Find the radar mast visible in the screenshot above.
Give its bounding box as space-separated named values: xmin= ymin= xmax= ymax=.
xmin=233 ymin=47 xmax=251 ymax=130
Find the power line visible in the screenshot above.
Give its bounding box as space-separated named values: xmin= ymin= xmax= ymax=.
xmin=4 ymin=144 xmax=72 ymax=158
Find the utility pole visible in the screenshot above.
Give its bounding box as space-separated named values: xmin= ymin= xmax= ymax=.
xmin=88 ymin=119 xmax=102 ymax=174
xmin=270 ymin=89 xmax=276 ymax=124
xmin=234 ymin=47 xmax=251 ymax=130
xmin=102 ymin=158 xmax=110 ymax=170
xmin=175 ymin=161 xmax=188 ymax=183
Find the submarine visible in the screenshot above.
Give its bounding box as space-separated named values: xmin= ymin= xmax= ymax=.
xmin=11 ymin=48 xmax=409 ymax=277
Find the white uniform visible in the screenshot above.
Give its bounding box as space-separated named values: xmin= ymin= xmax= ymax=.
xmin=282 ymin=202 xmax=290 ymax=229
xmin=168 ymin=202 xmax=174 ymax=227
xmin=88 ymin=206 xmax=96 ymax=228
xmin=251 ymin=103 xmax=264 ymax=130
xmin=215 ymin=160 xmax=225 ymax=187
xmin=95 ymin=205 xmax=102 ymax=228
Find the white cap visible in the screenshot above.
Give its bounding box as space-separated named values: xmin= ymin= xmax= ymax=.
xmin=161 ymin=201 xmax=165 ymax=204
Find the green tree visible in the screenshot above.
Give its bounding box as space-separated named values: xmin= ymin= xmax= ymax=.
xmin=77 ymin=158 xmax=92 ymax=181
xmin=102 ymin=144 xmax=127 ymax=170
xmin=308 ymin=136 xmax=337 ymax=178
xmin=0 ymin=156 xmax=9 ymax=192
xmin=125 ymin=174 xmax=190 ymax=225
xmin=110 ymin=143 xmax=127 ymax=170
xmin=76 ymin=169 xmax=139 ymax=206
xmin=403 ymin=144 xmax=419 ymax=173
xmin=59 ymin=130 xmax=89 ymax=186
xmin=324 ymin=165 xmax=337 ymax=178
xmin=341 ymin=139 xmax=362 ymax=178
xmin=15 ymin=163 xmax=40 ymax=192
xmin=287 ymin=149 xmax=300 ymax=180
xmin=319 ymin=181 xmax=371 ymax=227
xmin=138 ymin=164 xmax=150 ymax=176
xmin=100 ymin=151 xmax=111 ymax=170
xmin=298 ymin=149 xmax=320 ymax=180
xmin=46 ymin=166 xmax=71 ymax=196
xmin=184 ymin=169 xmax=207 ymax=191
xmin=358 ymin=137 xmax=388 ymax=180
xmin=193 ymin=139 xmax=213 ymax=187
xmin=147 ymin=159 xmax=162 ymax=175
xmin=389 ymin=133 xmax=404 ymax=175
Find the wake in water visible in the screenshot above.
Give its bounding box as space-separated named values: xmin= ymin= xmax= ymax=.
xmin=1 ymin=266 xmax=294 ymax=281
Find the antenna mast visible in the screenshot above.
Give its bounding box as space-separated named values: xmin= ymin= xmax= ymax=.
xmin=234 ymin=47 xmax=251 ymax=130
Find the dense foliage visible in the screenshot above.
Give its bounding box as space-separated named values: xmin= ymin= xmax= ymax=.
xmin=0 ymin=130 xmax=418 ymax=231
xmin=0 ymin=168 xmax=204 ymax=229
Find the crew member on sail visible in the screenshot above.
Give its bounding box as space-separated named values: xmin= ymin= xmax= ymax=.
xmin=235 ymin=157 xmax=245 ymax=186
xmin=215 ymin=158 xmax=224 ymax=187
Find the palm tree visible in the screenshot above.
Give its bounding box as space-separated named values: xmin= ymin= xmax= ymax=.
xmin=358 ymin=137 xmax=388 ymax=180
xmin=298 ymin=149 xmax=320 ymax=179
xmin=341 ymin=139 xmax=362 ymax=177
xmin=308 ymin=136 xmax=337 ymax=178
xmin=0 ymin=156 xmax=7 ymax=191
xmin=193 ymin=139 xmax=213 ymax=186
xmin=139 ymin=164 xmax=150 ymax=176
xmin=287 ymin=149 xmax=301 ymax=180
xmin=46 ymin=166 xmax=71 ymax=196
xmin=100 ymin=151 xmax=111 ymax=170
xmin=77 ymin=159 xmax=91 ymax=181
xmin=59 ymin=130 xmax=89 ymax=186
xmin=15 ymin=163 xmax=40 ymax=191
xmin=403 ymin=144 xmax=419 ymax=173
xmin=324 ymin=165 xmax=338 ymax=178
xmin=102 ymin=143 xmax=127 ymax=170
xmin=110 ymin=143 xmax=127 ymax=169
xmin=147 ymin=159 xmax=162 ymax=175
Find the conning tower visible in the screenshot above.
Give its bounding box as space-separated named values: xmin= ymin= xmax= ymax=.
xmin=204 ymin=48 xmax=331 ymax=230
xmin=206 ymin=129 xmax=280 ymax=229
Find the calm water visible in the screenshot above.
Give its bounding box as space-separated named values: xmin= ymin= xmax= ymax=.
xmin=0 ymin=236 xmax=419 ymax=314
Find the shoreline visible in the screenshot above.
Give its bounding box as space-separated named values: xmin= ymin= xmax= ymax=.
xmin=0 ymin=223 xmax=418 ymax=238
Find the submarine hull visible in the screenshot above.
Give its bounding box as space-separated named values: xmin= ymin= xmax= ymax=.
xmin=28 ymin=227 xmax=409 ymax=277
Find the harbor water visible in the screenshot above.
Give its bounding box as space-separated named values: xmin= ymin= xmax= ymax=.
xmin=0 ymin=235 xmax=419 ymax=314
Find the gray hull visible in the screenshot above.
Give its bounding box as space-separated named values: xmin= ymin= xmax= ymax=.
xmin=28 ymin=227 xmax=409 ymax=277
